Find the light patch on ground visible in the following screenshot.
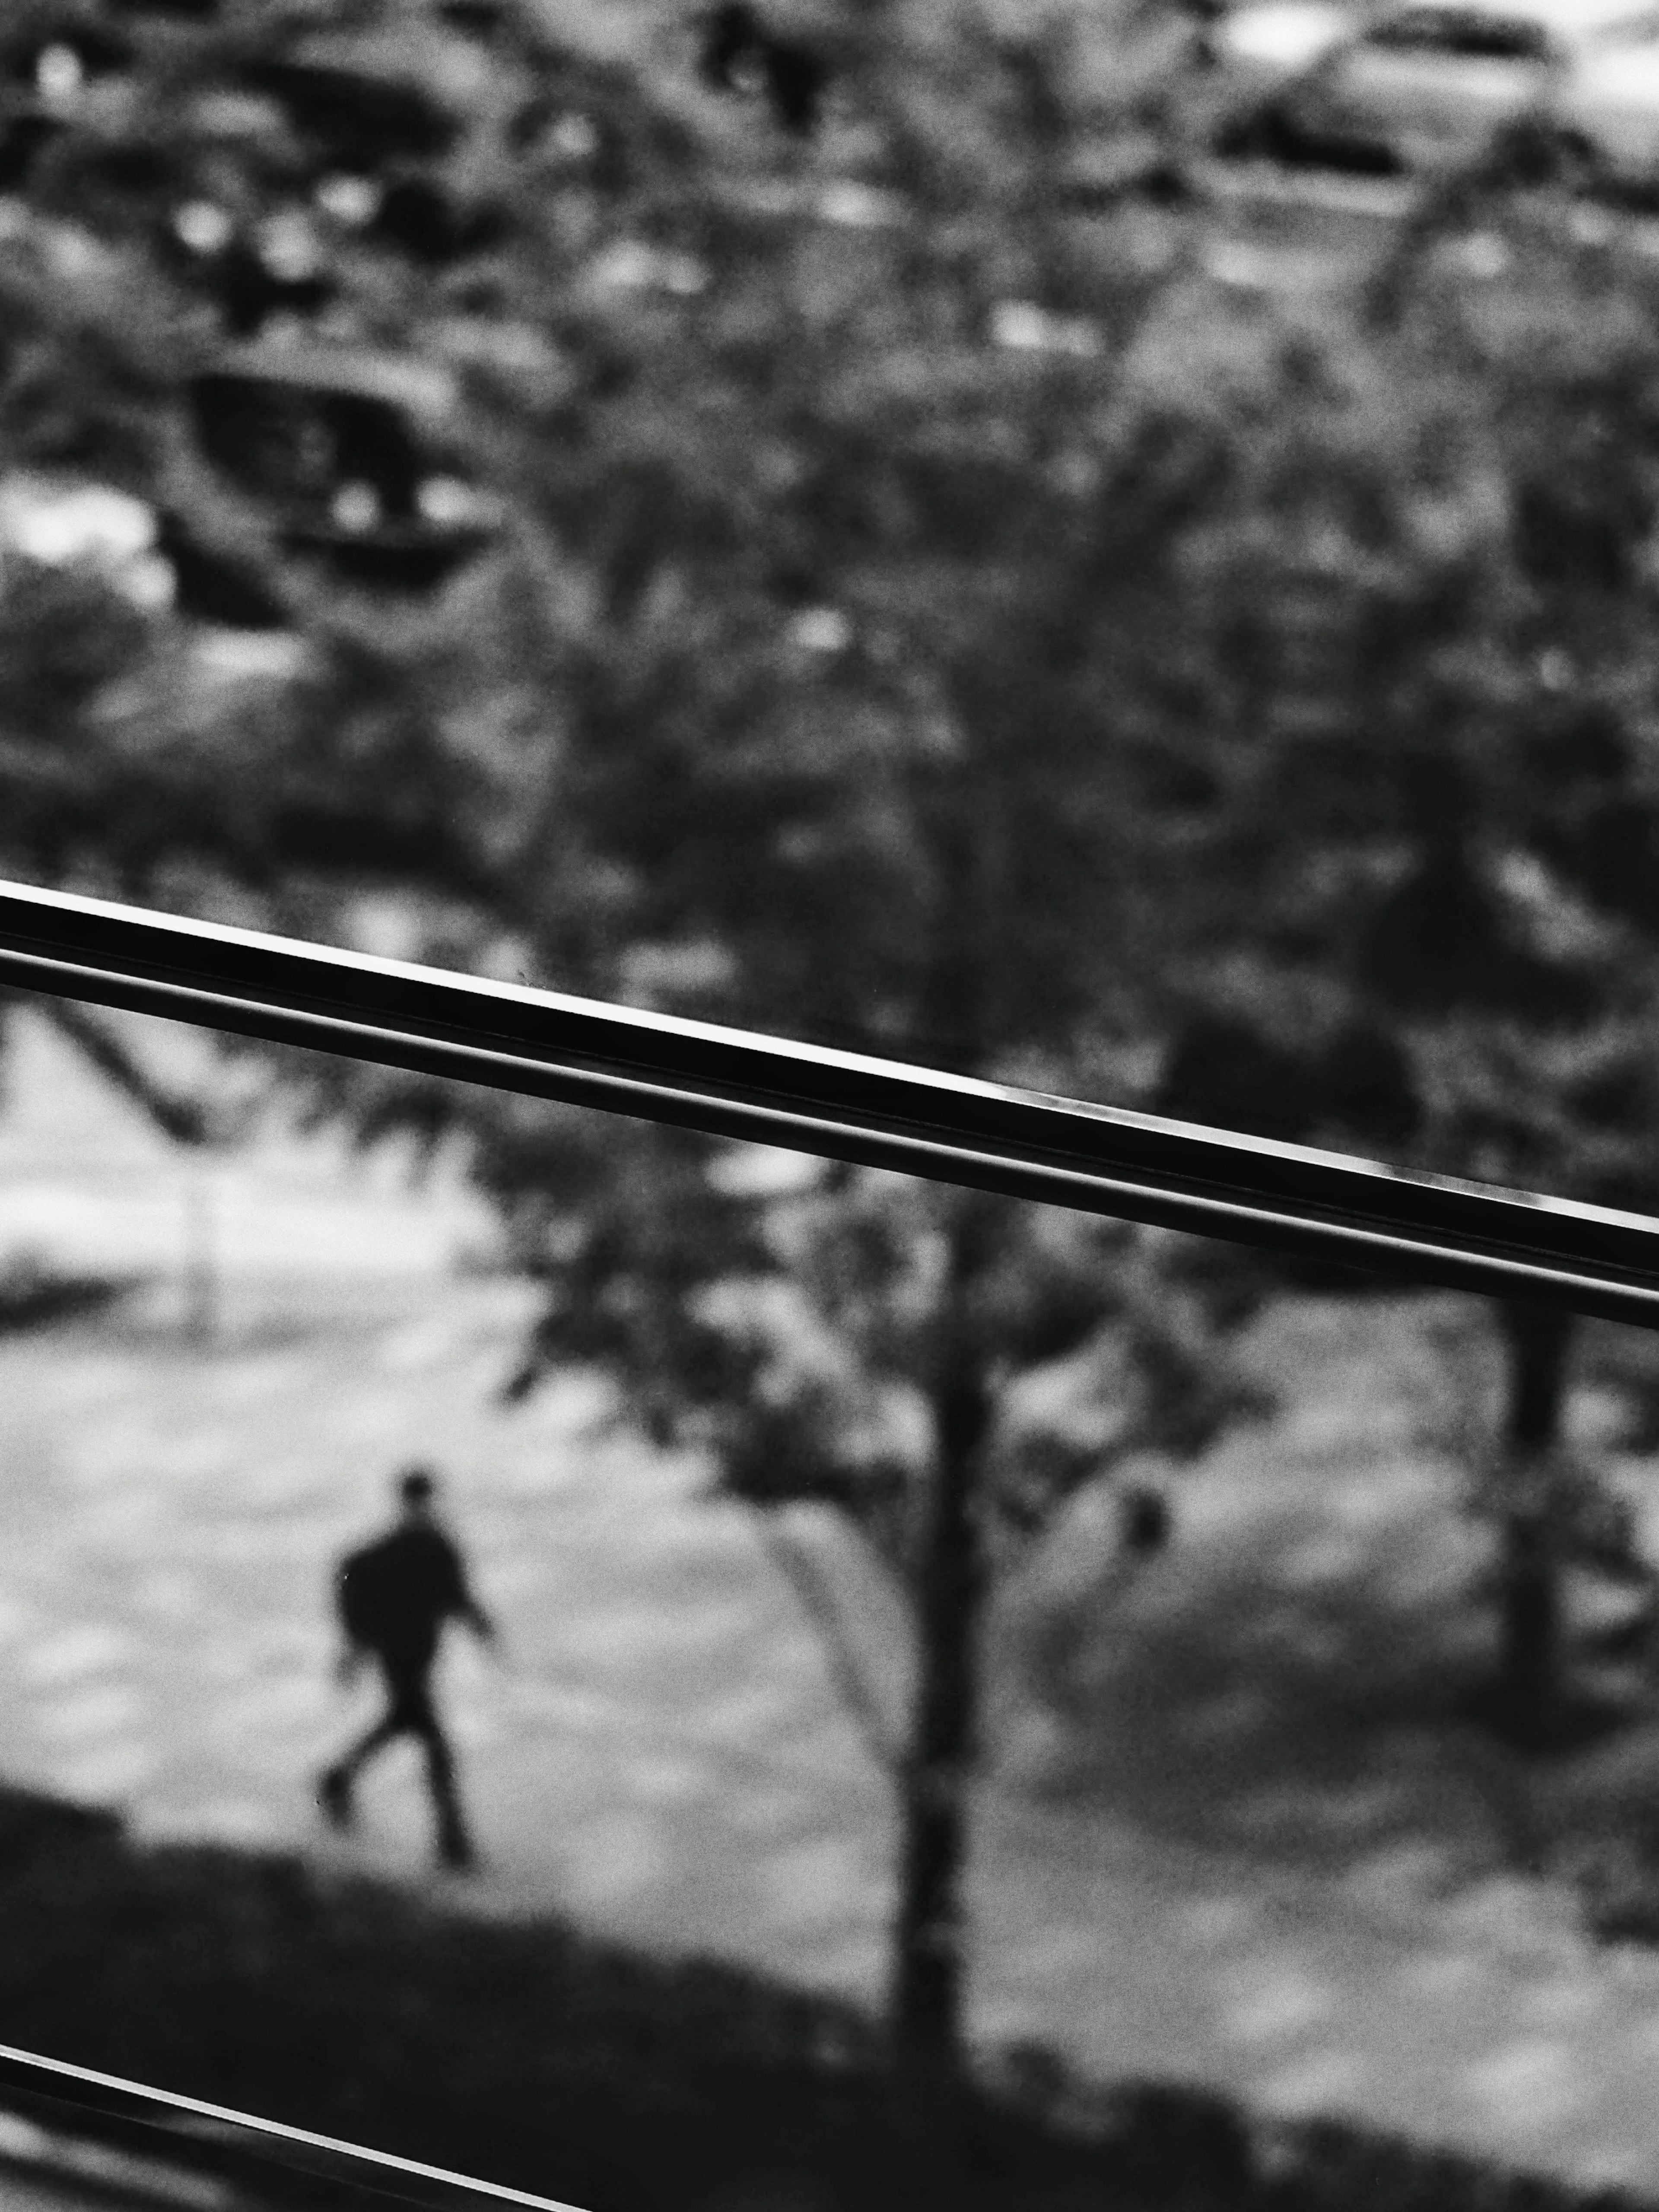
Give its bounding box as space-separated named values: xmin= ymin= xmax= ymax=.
xmin=46 ymin=1742 xmax=155 ymax=1801
xmin=1464 ymin=2040 xmax=1585 ymax=2131
xmin=1258 ymin=2050 xmax=1371 ymax=2117
xmin=34 ymin=1686 xmax=146 ymax=1745
xmin=1224 ymin=1967 xmax=1334 ymax=2045
xmin=17 ymin=1625 xmax=138 ymax=1687
xmin=559 ymin=1810 xmax=671 ymax=1907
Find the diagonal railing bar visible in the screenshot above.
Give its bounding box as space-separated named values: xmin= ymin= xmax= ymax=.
xmin=0 ymin=2040 xmax=588 ymax=2211
xmin=0 ymin=877 xmax=1657 ymax=1325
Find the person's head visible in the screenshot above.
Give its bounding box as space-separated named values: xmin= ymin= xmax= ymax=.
xmin=398 ymin=1467 xmax=439 ymax=1521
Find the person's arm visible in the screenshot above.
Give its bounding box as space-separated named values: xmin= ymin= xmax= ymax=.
xmin=465 ymin=1593 xmax=507 ymax=1668
xmin=444 ymin=1538 xmax=500 ymax=1650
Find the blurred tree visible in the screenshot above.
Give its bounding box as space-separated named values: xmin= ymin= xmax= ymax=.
xmin=1144 ymin=187 xmax=1659 ymax=1745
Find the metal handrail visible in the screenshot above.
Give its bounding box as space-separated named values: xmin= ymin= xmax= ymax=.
xmin=0 ymin=2041 xmax=585 ymax=2211
xmin=0 ymin=876 xmax=1657 ymax=1325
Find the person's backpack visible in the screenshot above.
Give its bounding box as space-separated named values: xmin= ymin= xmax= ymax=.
xmin=336 ymin=1539 xmax=396 ymax=1651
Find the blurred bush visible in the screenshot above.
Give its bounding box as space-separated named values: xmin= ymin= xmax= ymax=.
xmin=0 ymin=1783 xmax=1641 ymax=2212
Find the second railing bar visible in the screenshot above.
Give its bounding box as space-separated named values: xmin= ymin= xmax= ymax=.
xmin=0 ymin=2040 xmax=588 ymax=2212
xmin=0 ymin=876 xmax=1657 ymax=1326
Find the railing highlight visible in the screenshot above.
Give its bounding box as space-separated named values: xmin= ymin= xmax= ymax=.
xmin=0 ymin=876 xmax=1653 ymax=1325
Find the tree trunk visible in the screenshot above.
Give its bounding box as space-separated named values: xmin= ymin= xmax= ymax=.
xmin=1494 ymin=1297 xmax=1574 ymax=1745
xmin=890 ymin=775 xmax=1001 ymax=2177
xmin=893 ymin=1213 xmax=995 ymax=2157
xmin=896 ymin=1363 xmax=987 ymax=2075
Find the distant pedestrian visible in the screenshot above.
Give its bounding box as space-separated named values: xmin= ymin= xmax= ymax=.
xmin=1007 ymin=1475 xmax=1176 ymax=1793
xmin=318 ymin=1467 xmax=499 ymax=1872
xmin=1120 ymin=1481 xmax=1173 ymax=1561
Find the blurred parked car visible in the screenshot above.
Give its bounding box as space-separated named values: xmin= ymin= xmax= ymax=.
xmin=1214 ymin=0 xmax=1659 ymax=188
xmin=188 ymin=338 xmax=500 ymax=590
xmin=243 ymin=23 xmax=513 ymax=174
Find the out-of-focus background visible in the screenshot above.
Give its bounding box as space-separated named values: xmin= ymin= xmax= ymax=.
xmin=12 ymin=2 xmax=1659 ymax=2209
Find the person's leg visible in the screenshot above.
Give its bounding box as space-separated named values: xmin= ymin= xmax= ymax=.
xmin=405 ymin=1675 xmax=474 ymax=1869
xmin=319 ymin=1663 xmax=409 ymax=1827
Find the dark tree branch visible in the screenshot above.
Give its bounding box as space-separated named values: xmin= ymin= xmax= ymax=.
xmin=39 ymin=997 xmax=218 ymax=1147
xmin=756 ymin=1511 xmax=908 ymax=1777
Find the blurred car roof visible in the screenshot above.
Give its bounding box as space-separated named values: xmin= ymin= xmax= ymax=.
xmin=1215 ymin=0 xmax=1659 ymax=83
xmin=206 ymin=339 xmax=459 ymax=420
xmin=280 ymin=22 xmax=513 ymax=110
xmin=1443 ymin=0 xmax=1659 ymax=32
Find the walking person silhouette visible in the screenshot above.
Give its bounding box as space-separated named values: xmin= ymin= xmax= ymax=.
xmin=318 ymin=1468 xmax=499 ymax=1872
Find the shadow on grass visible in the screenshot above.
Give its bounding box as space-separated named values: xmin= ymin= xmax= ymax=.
xmin=1030 ymin=1551 xmax=1514 ymax=1881
xmin=1007 ymin=1297 xmax=1659 ymax=1912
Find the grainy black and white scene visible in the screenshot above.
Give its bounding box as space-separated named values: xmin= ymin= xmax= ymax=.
xmin=6 ymin=0 xmax=1659 ymax=2207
